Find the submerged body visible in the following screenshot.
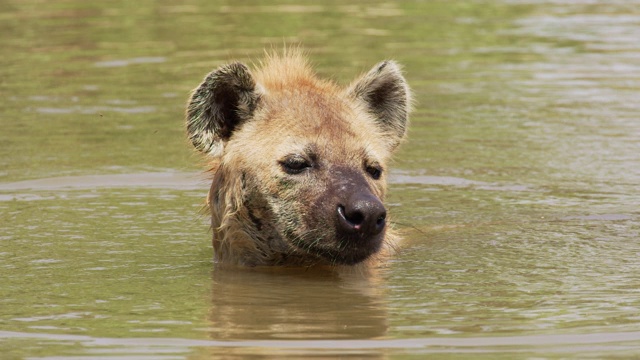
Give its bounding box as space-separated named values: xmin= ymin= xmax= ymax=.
xmin=186 ymin=50 xmax=410 ymax=267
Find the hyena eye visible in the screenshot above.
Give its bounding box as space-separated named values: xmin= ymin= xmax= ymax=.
xmin=366 ymin=165 xmax=383 ymax=180
xmin=280 ymin=156 xmax=312 ymax=175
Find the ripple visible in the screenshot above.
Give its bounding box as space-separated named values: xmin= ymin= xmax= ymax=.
xmin=94 ymin=57 xmax=166 ymax=67
xmin=34 ymin=106 xmax=156 ymax=114
xmin=560 ymin=214 xmax=633 ymax=221
xmin=0 ymin=172 xmax=208 ymax=192
xmin=1 ymin=330 xmax=640 ymax=350
xmin=0 ymin=172 xmax=530 ymax=194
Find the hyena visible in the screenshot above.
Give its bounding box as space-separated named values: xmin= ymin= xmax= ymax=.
xmin=186 ymin=50 xmax=410 ymax=267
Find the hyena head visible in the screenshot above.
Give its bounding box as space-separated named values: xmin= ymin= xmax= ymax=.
xmin=186 ymin=51 xmax=410 ymax=266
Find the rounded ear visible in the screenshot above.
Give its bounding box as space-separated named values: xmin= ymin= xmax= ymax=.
xmin=346 ymin=61 xmax=411 ymax=151
xmin=186 ymin=62 xmax=261 ymax=157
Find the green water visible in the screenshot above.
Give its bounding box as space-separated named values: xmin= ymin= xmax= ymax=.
xmin=2 ymin=0 xmax=640 ymax=358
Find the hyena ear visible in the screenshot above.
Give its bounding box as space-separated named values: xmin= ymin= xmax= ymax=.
xmin=347 ymin=61 xmax=411 ymax=151
xmin=186 ymin=62 xmax=261 ymax=157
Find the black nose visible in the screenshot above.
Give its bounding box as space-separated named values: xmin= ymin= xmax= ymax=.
xmin=337 ymin=192 xmax=386 ymax=237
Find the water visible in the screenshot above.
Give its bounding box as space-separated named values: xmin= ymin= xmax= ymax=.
xmin=1 ymin=0 xmax=640 ymax=358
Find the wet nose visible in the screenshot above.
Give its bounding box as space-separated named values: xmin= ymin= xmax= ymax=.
xmin=337 ymin=193 xmax=386 ymax=237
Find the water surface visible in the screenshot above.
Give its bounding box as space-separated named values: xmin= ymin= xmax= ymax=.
xmin=1 ymin=0 xmax=640 ymax=358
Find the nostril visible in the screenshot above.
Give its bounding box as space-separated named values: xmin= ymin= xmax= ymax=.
xmin=375 ymin=211 xmax=387 ymax=233
xmin=338 ymin=204 xmax=365 ymax=227
xmin=348 ymin=211 xmax=365 ymax=226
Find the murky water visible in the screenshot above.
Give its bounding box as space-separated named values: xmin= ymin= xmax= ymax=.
xmin=1 ymin=0 xmax=640 ymax=358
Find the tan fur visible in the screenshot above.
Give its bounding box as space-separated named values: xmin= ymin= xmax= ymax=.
xmin=187 ymin=49 xmax=410 ymax=269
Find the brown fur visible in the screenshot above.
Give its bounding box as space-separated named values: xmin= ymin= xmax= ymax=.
xmin=186 ymin=50 xmax=410 ymax=268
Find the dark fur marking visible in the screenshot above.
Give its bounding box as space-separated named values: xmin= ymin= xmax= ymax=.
xmin=248 ymin=208 xmax=263 ymax=231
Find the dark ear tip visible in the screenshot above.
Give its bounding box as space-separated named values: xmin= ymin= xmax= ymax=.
xmin=375 ymin=60 xmax=402 ymax=75
xmin=376 ymin=61 xmax=389 ymax=72
xmin=225 ymin=62 xmax=249 ymax=74
xmin=219 ymin=62 xmax=255 ymax=90
xmin=229 ymin=61 xmax=247 ymax=68
xmin=371 ymin=61 xmax=409 ymax=96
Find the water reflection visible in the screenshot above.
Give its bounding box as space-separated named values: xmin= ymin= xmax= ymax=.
xmin=207 ymin=267 xmax=389 ymax=341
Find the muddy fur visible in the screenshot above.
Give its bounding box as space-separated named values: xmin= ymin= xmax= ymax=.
xmin=186 ymin=49 xmax=411 ymax=268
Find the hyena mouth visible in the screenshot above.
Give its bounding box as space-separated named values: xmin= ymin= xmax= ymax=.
xmin=322 ymin=234 xmax=384 ymax=265
xmin=293 ymin=230 xmax=385 ymax=266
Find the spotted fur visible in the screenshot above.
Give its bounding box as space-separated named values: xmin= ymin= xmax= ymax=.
xmin=186 ymin=50 xmax=410 ymax=268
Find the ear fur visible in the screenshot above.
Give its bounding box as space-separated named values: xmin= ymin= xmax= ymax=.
xmin=347 ymin=61 xmax=411 ymax=150
xmin=186 ymin=62 xmax=261 ymax=157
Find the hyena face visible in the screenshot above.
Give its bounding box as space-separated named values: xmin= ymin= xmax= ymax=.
xmin=186 ymin=51 xmax=410 ymax=266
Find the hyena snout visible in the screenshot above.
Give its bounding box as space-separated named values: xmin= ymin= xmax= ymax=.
xmin=336 ymin=192 xmax=387 ymax=238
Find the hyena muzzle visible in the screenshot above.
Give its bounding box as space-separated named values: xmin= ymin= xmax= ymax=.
xmin=186 ymin=50 xmax=410 ymax=267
